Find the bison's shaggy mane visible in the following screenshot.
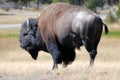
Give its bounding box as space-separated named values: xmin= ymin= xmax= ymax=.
xmin=38 ymin=3 xmax=72 ymax=40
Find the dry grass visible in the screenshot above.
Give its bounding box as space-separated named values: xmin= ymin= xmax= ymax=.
xmin=0 ymin=61 xmax=120 ymax=80
xmin=0 ymin=27 xmax=120 ymax=80
xmin=0 ymin=12 xmax=120 ymax=79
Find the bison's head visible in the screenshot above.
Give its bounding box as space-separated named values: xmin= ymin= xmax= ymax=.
xmin=19 ymin=18 xmax=39 ymax=60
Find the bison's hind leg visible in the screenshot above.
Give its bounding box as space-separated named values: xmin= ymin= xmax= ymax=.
xmin=61 ymin=48 xmax=76 ymax=68
xmin=82 ymin=39 xmax=97 ymax=66
xmin=82 ymin=33 xmax=102 ymax=66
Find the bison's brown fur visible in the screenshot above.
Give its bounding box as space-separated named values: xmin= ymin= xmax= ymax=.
xmin=38 ymin=3 xmax=94 ymax=41
xmin=38 ymin=3 xmax=72 ymax=40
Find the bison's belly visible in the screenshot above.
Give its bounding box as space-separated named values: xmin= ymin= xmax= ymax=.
xmin=60 ymin=32 xmax=82 ymax=48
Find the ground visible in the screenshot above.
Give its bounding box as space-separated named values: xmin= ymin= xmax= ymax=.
xmin=0 ymin=9 xmax=120 ymax=80
xmin=0 ymin=28 xmax=120 ymax=80
xmin=0 ymin=9 xmax=40 ymax=24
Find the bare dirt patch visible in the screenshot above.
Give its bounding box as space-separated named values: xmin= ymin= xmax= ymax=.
xmin=0 ymin=9 xmax=40 ymax=24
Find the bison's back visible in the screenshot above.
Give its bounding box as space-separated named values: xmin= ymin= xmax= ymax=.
xmin=38 ymin=3 xmax=95 ymax=43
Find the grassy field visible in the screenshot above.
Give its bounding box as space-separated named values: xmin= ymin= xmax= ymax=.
xmin=0 ymin=10 xmax=120 ymax=80
xmin=0 ymin=27 xmax=120 ymax=80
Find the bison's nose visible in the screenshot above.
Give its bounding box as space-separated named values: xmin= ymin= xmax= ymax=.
xmin=19 ymin=40 xmax=23 ymax=47
xmin=20 ymin=44 xmax=24 ymax=48
xmin=20 ymin=43 xmax=25 ymax=49
xmin=20 ymin=44 xmax=23 ymax=48
xmin=20 ymin=45 xmax=27 ymax=50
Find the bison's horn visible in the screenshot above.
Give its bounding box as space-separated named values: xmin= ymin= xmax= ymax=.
xmin=26 ymin=18 xmax=30 ymax=30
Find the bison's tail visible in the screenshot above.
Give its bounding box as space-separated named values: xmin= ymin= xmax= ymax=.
xmin=103 ymin=23 xmax=109 ymax=34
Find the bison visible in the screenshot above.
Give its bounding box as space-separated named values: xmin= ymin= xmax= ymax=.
xmin=19 ymin=3 xmax=108 ymax=70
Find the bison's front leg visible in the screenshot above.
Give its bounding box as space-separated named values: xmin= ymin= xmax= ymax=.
xmin=46 ymin=41 xmax=62 ymax=70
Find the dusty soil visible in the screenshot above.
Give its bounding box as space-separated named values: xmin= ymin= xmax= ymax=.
xmin=0 ymin=9 xmax=40 ymax=24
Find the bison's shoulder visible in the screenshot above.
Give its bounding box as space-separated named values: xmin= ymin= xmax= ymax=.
xmin=38 ymin=3 xmax=76 ymax=40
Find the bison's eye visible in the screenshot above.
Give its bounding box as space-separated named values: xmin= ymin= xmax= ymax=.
xmin=23 ymin=32 xmax=28 ymax=36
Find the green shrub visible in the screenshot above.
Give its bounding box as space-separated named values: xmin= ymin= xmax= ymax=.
xmin=85 ymin=0 xmax=105 ymax=11
xmin=52 ymin=0 xmax=69 ymax=3
xmin=52 ymin=0 xmax=60 ymax=3
xmin=2 ymin=8 xmax=10 ymax=12
xmin=106 ymin=11 xmax=117 ymax=23
xmin=116 ymin=3 xmax=120 ymax=18
xmin=4 ymin=0 xmax=9 ymax=2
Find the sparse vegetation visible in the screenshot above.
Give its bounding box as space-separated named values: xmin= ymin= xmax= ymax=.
xmin=2 ymin=8 xmax=10 ymax=12
xmin=52 ymin=0 xmax=69 ymax=3
xmin=0 ymin=28 xmax=19 ymax=39
xmin=85 ymin=0 xmax=105 ymax=11
xmin=102 ymin=30 xmax=120 ymax=38
xmin=116 ymin=2 xmax=120 ymax=18
xmin=0 ymin=33 xmax=19 ymax=38
xmin=106 ymin=11 xmax=118 ymax=23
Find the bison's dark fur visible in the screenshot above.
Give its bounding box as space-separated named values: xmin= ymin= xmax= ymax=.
xmin=19 ymin=18 xmax=47 ymax=60
xmin=19 ymin=3 xmax=108 ymax=70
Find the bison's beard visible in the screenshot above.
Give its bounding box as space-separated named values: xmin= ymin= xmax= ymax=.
xmin=27 ymin=47 xmax=39 ymax=60
xmin=22 ymin=35 xmax=39 ymax=60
